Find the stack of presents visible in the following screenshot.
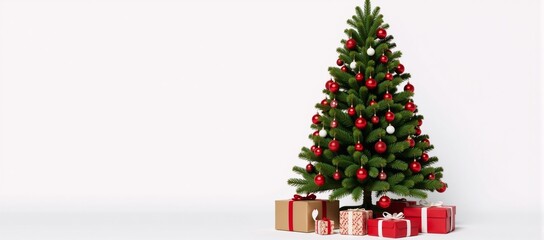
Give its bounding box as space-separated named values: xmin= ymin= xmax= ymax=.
xmin=275 ymin=194 xmax=456 ymax=238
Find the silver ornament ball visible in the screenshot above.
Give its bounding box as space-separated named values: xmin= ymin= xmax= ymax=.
xmin=386 ymin=125 xmax=395 ymax=134
xmin=367 ymin=47 xmax=375 ymax=56
xmin=350 ymin=61 xmax=357 ymax=69
xmin=319 ymin=129 xmax=327 ymax=137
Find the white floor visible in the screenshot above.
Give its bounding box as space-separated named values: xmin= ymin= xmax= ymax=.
xmin=0 ymin=211 xmax=541 ymax=240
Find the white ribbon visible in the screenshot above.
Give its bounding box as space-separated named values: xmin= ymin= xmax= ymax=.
xmin=348 ymin=210 xmax=353 ymax=234
xmin=377 ymin=212 xmax=411 ymax=237
xmin=418 ymin=200 xmax=454 ymax=233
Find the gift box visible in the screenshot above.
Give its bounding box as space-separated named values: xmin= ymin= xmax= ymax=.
xmin=315 ymin=218 xmax=335 ymax=235
xmin=275 ymin=194 xmax=340 ymax=232
xmin=339 ymin=208 xmax=373 ymax=235
xmin=368 ymin=213 xmax=419 ymax=238
xmin=377 ymin=198 xmax=417 ymax=214
xmin=403 ymin=201 xmax=456 ymax=234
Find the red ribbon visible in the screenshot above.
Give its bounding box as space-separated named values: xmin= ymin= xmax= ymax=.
xmin=288 ymin=194 xmax=327 ymax=231
xmin=322 ymin=217 xmax=332 ymax=234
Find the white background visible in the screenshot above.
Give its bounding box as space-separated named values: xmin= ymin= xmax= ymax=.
xmin=0 ymin=0 xmax=542 ymax=239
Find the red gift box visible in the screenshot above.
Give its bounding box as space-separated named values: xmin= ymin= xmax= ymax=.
xmin=403 ymin=202 xmax=456 ymax=234
xmin=377 ymin=198 xmax=417 ymax=214
xmin=368 ymin=213 xmax=419 ymax=238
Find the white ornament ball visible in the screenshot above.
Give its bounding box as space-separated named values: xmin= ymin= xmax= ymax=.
xmin=386 ymin=125 xmax=395 ymax=134
xmin=367 ymin=47 xmax=375 ymax=56
xmin=350 ymin=61 xmax=357 ymax=69
xmin=319 ymin=129 xmax=327 ymax=137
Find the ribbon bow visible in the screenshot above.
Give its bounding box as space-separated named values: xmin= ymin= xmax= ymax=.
xmin=382 ymin=212 xmax=405 ymax=220
xmin=292 ymin=193 xmax=316 ymax=201
xmin=419 ymin=200 xmax=443 ymax=207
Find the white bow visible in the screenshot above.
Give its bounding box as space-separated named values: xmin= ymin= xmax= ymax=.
xmin=419 ymin=200 xmax=443 ymax=207
xmin=382 ymin=212 xmax=405 ymax=220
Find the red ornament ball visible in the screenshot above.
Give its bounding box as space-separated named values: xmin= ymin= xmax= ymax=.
xmin=330 ymin=119 xmax=338 ymax=128
xmin=378 ymin=171 xmax=387 ymax=180
xmin=310 ymin=145 xmax=317 ymax=152
xmin=369 ymin=99 xmax=377 ymax=106
xmin=313 ymin=131 xmax=320 ymax=136
xmin=437 ymin=182 xmax=447 ymax=193
xmin=325 ymin=79 xmax=334 ymax=90
xmin=333 ymin=171 xmax=342 ymax=181
xmin=395 ymin=63 xmax=405 ymax=74
xmin=314 ymin=146 xmax=323 ymax=157
xmin=328 ymin=139 xmax=340 ymax=152
xmin=423 ymin=139 xmax=430 ymax=145
xmin=314 ymin=173 xmax=326 ymax=186
xmin=407 ymin=138 xmax=415 ymax=148
xmin=385 ymin=72 xmax=394 ymax=81
xmin=329 ymin=82 xmax=339 ymax=93
xmin=330 ymin=99 xmax=338 ymax=108
xmin=346 ymin=38 xmax=357 ymax=50
xmin=355 ymin=72 xmax=364 ymax=82
xmin=312 ymin=114 xmax=321 ymax=124
xmin=428 ymin=173 xmax=435 ymax=180
xmin=374 ymin=140 xmax=387 ymax=153
xmin=371 ymin=115 xmax=380 ymax=124
xmin=385 ymin=111 xmax=395 ymax=122
xmin=379 ymin=55 xmax=388 ymax=64
xmin=356 ymin=167 xmax=368 ymax=181
xmin=355 ymin=142 xmax=364 ymax=151
xmin=321 ymin=99 xmax=329 ymax=106
xmin=365 ymin=77 xmax=377 ymax=89
xmin=383 ymin=92 xmax=393 ymax=100
xmin=421 ymin=152 xmax=429 ymax=162
xmin=378 ymin=195 xmax=391 ymax=208
xmin=415 ymin=127 xmax=421 ymax=136
xmin=418 ymin=119 xmax=423 ymax=126
xmin=341 ymin=66 xmax=348 ymax=72
xmin=336 ymin=59 xmax=344 ymax=66
xmin=376 ymin=28 xmax=387 ymax=39
xmin=410 ymin=160 xmax=422 ymax=173
xmin=348 ymin=106 xmax=356 ymax=116
xmin=306 ymin=163 xmax=315 ymax=173
xmin=404 ymin=82 xmax=414 ymax=92
xmin=405 ymin=101 xmax=416 ymax=112
xmin=355 ymin=117 xmax=367 ymax=129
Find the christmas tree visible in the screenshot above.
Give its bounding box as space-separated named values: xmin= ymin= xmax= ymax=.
xmin=288 ymin=0 xmax=447 ymax=211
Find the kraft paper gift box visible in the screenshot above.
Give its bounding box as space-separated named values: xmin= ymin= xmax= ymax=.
xmin=339 ymin=208 xmax=373 ymax=235
xmin=275 ymin=194 xmax=340 ymax=232
xmin=403 ymin=201 xmax=456 ymax=234
xmin=367 ymin=212 xmax=419 ymax=238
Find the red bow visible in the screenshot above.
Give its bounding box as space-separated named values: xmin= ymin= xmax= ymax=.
xmin=292 ymin=193 xmax=316 ymax=201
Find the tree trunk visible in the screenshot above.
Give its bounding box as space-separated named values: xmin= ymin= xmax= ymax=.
xmin=339 ymin=190 xmax=374 ymax=210
xmin=362 ymin=190 xmax=372 ymax=208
